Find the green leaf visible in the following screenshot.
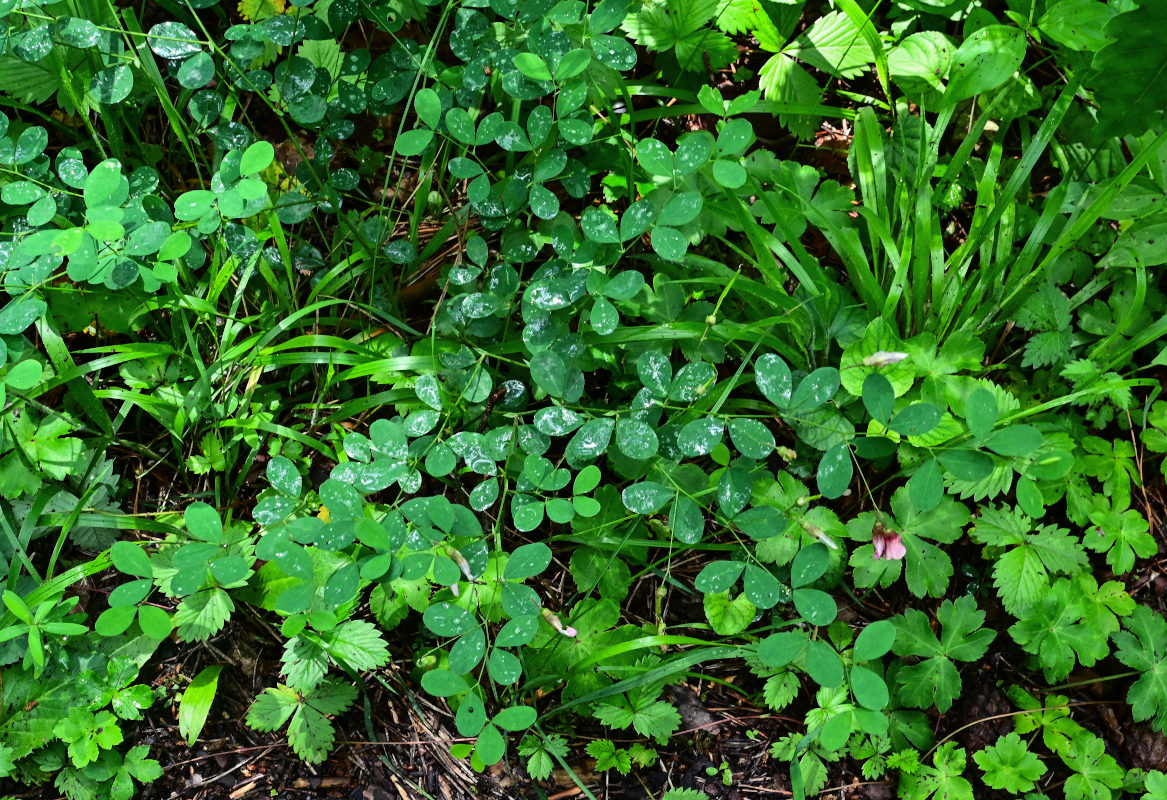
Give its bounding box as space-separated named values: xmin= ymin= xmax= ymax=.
xmin=984 ymin=425 xmax=1042 ymax=456
xmin=728 ymin=418 xmax=775 ymax=459
xmin=178 ymin=665 xmax=222 ymax=746
xmin=505 ymin=542 xmax=552 ymax=580
xmin=889 ymin=403 xmax=942 ymax=437
xmin=1063 ymin=732 xmax=1125 ymax=800
xmin=147 ymin=21 xmax=201 ymax=59
xmin=786 ymin=10 xmax=873 ymax=79
xmin=622 ymin=481 xmax=674 ymax=514
xmin=514 ymin=52 xmax=552 ymax=81
xmin=395 ymin=129 xmax=434 ymax=156
xmin=853 ymin=619 xmax=896 ymax=662
xmin=89 ymin=65 xmax=134 ymax=104
xmin=861 ymin=374 xmax=894 ymax=422
xmin=240 ymin=140 xmax=275 ymax=174
xmin=908 ymin=459 xmax=943 ymax=513
xmin=704 ymin=591 xmax=755 ymax=635
xmin=678 ymin=417 xmax=724 ymax=457
xmin=791 ymin=543 xmax=830 ymax=588
xmin=758 ymin=631 xmax=806 ymax=668
xmin=494 ymin=705 xmax=537 ymax=731
xmin=817 ymin=443 xmax=852 ymax=499
xmin=793 ymin=588 xmax=836 ymax=626
xmin=1038 ymin=0 xmax=1115 ymax=52
xmin=695 ymin=561 xmax=744 ymax=593
xmin=789 ymin=368 xmax=839 ymax=413
xmin=1092 ymin=2 xmax=1167 ymax=138
xmin=413 ymin=88 xmax=442 ymax=128
xmin=1113 ymin=606 xmax=1167 ymax=732
xmin=423 ymin=603 xmax=475 ymax=637
xmin=943 ymin=25 xmax=1026 ymax=106
xmin=111 ymin=542 xmax=153 ymax=578
xmin=850 ymin=665 xmax=889 ymax=710
xmin=973 ymin=732 xmax=1046 ymax=793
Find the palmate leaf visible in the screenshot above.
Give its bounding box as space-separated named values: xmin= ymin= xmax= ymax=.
xmin=1092 ymin=1 xmax=1167 ymax=137
xmin=1113 ymin=606 xmax=1167 ymax=732
xmin=621 ymin=0 xmax=737 ymax=70
xmin=1010 ymin=579 xmax=1110 ymax=682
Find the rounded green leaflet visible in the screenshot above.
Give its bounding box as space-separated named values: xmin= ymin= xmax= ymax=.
xmin=581 ymin=207 xmax=619 ymax=243
xmin=87 ymin=64 xmax=135 ymax=105
xmin=424 ymin=443 xmax=456 ymax=476
xmin=850 ymin=665 xmax=890 ymax=710
xmin=757 ymin=631 xmax=806 ymax=667
xmin=421 ymin=669 xmax=468 ymax=697
xmin=546 ymin=497 xmax=575 ymax=524
xmin=818 ymin=712 xmax=852 ymax=751
xmin=494 ymin=705 xmax=536 ymax=731
xmin=514 ymin=52 xmax=552 ymax=81
xmin=27 ymin=195 xmax=56 ymax=226
xmin=470 ymin=479 xmax=500 ymax=511
xmin=621 ymin=198 xmax=657 ymax=240
xmin=602 ymin=270 xmax=645 ymax=300
xmin=449 ymin=627 xmax=487 ymax=673
xmin=487 ymin=649 xmax=522 ymax=684
xmin=445 ymin=108 xmax=477 ymax=145
xmin=805 ymin=639 xmax=843 ymax=687
xmin=240 ymin=141 xmax=275 ymax=175
xmin=84 ymin=158 xmax=123 ymax=207
xmin=728 ymin=418 xmax=775 ymax=460
xmin=423 ymin=602 xmax=476 ymax=637
xmin=674 ymin=131 xmax=713 ymax=176
xmin=267 ymin=455 xmax=302 ymax=497
xmin=109 ymin=579 xmax=152 ymax=607
xmin=790 ymin=543 xmax=830 ymax=588
xmin=908 ymin=458 xmax=943 ymax=512
xmin=743 ymin=564 xmax=783 ymax=609
xmin=148 ymin=21 xmax=201 ymax=59
xmin=559 ymin=118 xmax=594 ymax=145
xmin=530 ymin=185 xmax=560 ymax=220
xmin=852 ymin=619 xmax=896 ymax=662
xmin=1016 ymin=475 xmax=1045 ymax=518
xmin=889 ymin=403 xmax=943 ymax=437
xmin=185 ymin=502 xmax=222 ymax=542
xmin=636 ymin=138 xmax=673 ymax=176
xmin=733 ymin=505 xmax=786 ymax=540
xmin=565 ymin=418 xmax=614 ymax=464
xmin=590 ymin=297 xmax=618 ymax=334
xmin=862 ymin=373 xmax=895 ymax=422
xmin=622 ymin=481 xmax=674 ymax=514
xmin=637 ymin=351 xmax=672 ymax=396
xmin=0 ymin=297 xmax=46 ymax=335
xmin=651 ymin=226 xmax=687 ymax=261
xmin=678 ymin=417 xmax=724 ymax=457
xmin=717 ymin=118 xmax=754 ymax=156
xmin=535 ymin=406 xmax=583 ymax=436
xmin=413 ymin=88 xmax=442 ymax=128
xmin=754 ymin=354 xmax=792 ymax=407
xmin=794 ymin=587 xmax=836 ymax=625
xmin=505 ymin=542 xmax=552 ymax=580
xmin=938 ymin=448 xmax=994 ymax=481
xmin=456 ymin=690 xmax=488 ymax=737
xmin=985 ymin=425 xmax=1042 ymax=457
xmin=789 ymin=367 xmax=840 ymax=412
xmin=659 ymin=191 xmax=703 ymax=226
xmin=530 ymin=350 xmax=567 ymax=396
xmin=590 ymin=34 xmax=636 ymax=70
xmin=718 ymin=467 xmax=752 ymax=517
xmin=556 ymin=48 xmax=591 ymax=80
xmin=496 ymin=614 xmax=540 ymax=647
xmin=694 ymin=560 xmax=744 ymax=593
xmin=964 ymin=387 xmax=998 ymax=440
xmin=416 ymin=373 xmax=443 ymax=410
xmin=137 ymin=605 xmax=173 ymax=639
xmin=58 ymin=17 xmax=101 ymax=47
xmin=395 ymin=129 xmax=433 ymax=156
xmin=177 ymin=52 xmax=216 ymax=89
xmin=96 ymin=606 xmax=137 ymax=637
xmin=817 ymin=443 xmax=852 ymax=500
xmin=711 ymin=159 xmax=747 ymax=188
xmin=4 ymin=359 xmax=42 ymax=390
xmin=671 ymin=495 xmax=704 ymax=544
xmin=475 ymin=722 xmax=507 ymax=765
xmin=13 ymin=126 xmax=48 ymax=165
xmin=111 ymin=541 xmax=153 ymax=578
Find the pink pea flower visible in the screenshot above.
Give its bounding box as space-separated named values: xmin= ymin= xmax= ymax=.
xmin=873 ymin=523 xmax=906 ymax=560
xmin=541 ymin=608 xmax=577 ymax=638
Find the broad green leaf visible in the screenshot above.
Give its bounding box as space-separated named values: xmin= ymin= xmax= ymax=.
xmin=694 ymin=560 xmax=744 ymax=593
xmin=943 ymin=25 xmax=1026 ymax=106
xmin=704 ymin=590 xmax=755 ymax=635
xmin=622 ymin=481 xmax=674 ymax=514
xmin=178 ymin=665 xmax=222 ymax=746
xmin=817 ymin=443 xmax=852 ymax=499
xmin=1092 ymin=2 xmax=1167 ymax=138
xmin=755 ymin=354 xmax=792 ymax=407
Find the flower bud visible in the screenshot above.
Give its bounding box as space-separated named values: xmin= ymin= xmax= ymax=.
xmin=862 ymin=351 xmax=909 ymax=367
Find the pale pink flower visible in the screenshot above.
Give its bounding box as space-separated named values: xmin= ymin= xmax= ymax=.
xmin=541 ymin=608 xmax=577 ymax=638
xmin=873 ymin=524 xmax=906 ymax=560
